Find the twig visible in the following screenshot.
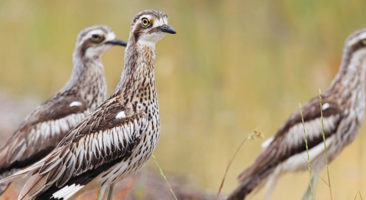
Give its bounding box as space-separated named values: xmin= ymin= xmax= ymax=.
xmin=354 ymin=191 xmax=364 ymax=200
xmin=151 ymin=154 xmax=178 ymax=200
xmin=216 ymin=129 xmax=264 ymax=199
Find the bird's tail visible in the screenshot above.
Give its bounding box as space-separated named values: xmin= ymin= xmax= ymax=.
xmin=0 ymin=160 xmax=43 ymax=186
xmin=0 ymin=168 xmax=19 ymax=195
xmin=227 ymin=151 xmax=278 ymax=200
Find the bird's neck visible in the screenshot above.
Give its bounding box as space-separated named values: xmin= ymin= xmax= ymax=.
xmin=114 ymin=41 xmax=157 ymax=101
xmin=327 ymin=49 xmax=366 ymax=112
xmin=64 ymin=56 xmax=108 ymax=108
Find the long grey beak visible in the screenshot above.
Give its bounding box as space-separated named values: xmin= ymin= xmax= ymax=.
xmin=105 ymin=39 xmax=127 ymax=46
xmin=158 ymin=24 xmax=176 ymax=34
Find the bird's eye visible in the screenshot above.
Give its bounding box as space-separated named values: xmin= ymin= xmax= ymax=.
xmin=141 ymin=17 xmax=150 ymax=27
xmin=362 ymin=39 xmax=366 ymax=45
xmin=91 ymin=34 xmax=102 ymax=42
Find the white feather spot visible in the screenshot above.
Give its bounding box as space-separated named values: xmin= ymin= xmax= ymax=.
xmin=52 ymin=184 xmax=84 ymax=199
xmin=261 ymin=137 xmax=273 ymax=149
xmin=322 ymin=103 xmax=330 ymax=111
xmin=116 ymin=111 xmax=126 ymax=119
xmin=69 ymin=101 xmax=82 ymax=107
xmin=106 ymin=32 xmax=116 ymax=41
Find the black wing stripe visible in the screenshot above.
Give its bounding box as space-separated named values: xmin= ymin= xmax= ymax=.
xmin=36 ymin=134 xmax=140 ymax=200
xmin=270 ymin=115 xmax=342 ymax=168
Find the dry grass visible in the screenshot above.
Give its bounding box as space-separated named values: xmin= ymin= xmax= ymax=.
xmin=216 ymin=129 xmax=263 ymax=199
xmin=0 ymin=0 xmax=366 ymax=199
xmin=318 ymin=90 xmax=334 ymax=200
xmin=151 ymin=155 xmax=178 ymax=200
xmin=299 ymin=103 xmax=315 ymax=200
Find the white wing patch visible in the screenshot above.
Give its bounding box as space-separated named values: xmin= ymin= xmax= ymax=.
xmin=52 ymin=184 xmax=84 ymax=200
xmin=38 ymin=113 xmax=86 ymax=139
xmin=261 ymin=137 xmax=273 ymax=149
xmin=283 ymin=115 xmax=339 ymax=149
xmin=116 ymin=111 xmax=126 ymax=119
xmin=70 ymin=117 xmax=147 ymax=177
xmin=281 ymin=136 xmax=334 ymax=172
xmin=6 ymin=112 xmax=87 ymax=165
xmin=276 ymin=114 xmax=340 ymax=172
xmin=322 ymin=103 xmax=330 ymax=111
xmin=69 ymin=101 xmax=83 ymax=107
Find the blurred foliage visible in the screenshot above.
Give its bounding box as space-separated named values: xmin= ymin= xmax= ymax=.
xmin=1 ymin=0 xmax=366 ymax=199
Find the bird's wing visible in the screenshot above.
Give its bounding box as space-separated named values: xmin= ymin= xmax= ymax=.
xmin=0 ymin=89 xmax=88 ymax=172
xmin=240 ymin=97 xmax=342 ymax=179
xmin=20 ymin=89 xmax=87 ymax=127
xmin=230 ymin=97 xmax=343 ymax=199
xmin=268 ymin=97 xmax=341 ymax=164
xmin=18 ymin=99 xmax=148 ymax=200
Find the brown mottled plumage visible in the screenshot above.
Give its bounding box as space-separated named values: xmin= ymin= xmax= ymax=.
xmin=0 ymin=10 xmax=175 ymax=200
xmin=228 ymin=29 xmax=366 ymax=200
xmin=0 ymin=25 xmax=126 ymax=196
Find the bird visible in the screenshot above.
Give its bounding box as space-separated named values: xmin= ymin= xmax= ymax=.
xmin=228 ymin=28 xmax=366 ymax=200
xmin=0 ymin=25 xmax=126 ymax=196
xmin=0 ymin=9 xmax=176 ymax=200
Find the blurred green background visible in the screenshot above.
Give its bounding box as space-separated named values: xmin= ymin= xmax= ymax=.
xmin=1 ymin=0 xmax=366 ymax=199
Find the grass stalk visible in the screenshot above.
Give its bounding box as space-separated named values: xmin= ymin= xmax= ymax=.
xmin=354 ymin=191 xmax=364 ymax=200
xmin=216 ymin=130 xmax=263 ymax=200
xmin=96 ymin=185 xmax=107 ymax=200
xmin=299 ymin=103 xmax=314 ymax=200
xmin=318 ymin=89 xmax=334 ymax=200
xmin=151 ymin=154 xmax=178 ymax=200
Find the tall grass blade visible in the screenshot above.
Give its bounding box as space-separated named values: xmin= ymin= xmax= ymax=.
xmin=299 ymin=103 xmax=314 ymax=200
xmin=354 ymin=191 xmax=364 ymax=200
xmin=318 ymin=89 xmax=334 ymax=200
xmin=216 ymin=130 xmax=263 ymax=200
xmin=151 ymin=154 xmax=178 ymax=200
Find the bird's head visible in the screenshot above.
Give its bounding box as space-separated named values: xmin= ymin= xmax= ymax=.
xmin=75 ymin=25 xmax=127 ymax=60
xmin=345 ymin=29 xmax=366 ymax=60
xmin=129 ymin=10 xmax=176 ymax=45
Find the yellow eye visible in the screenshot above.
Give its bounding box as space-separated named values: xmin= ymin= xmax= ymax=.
xmin=362 ymin=39 xmax=366 ymax=45
xmin=141 ymin=17 xmax=150 ymax=27
xmin=91 ymin=34 xmax=102 ymax=42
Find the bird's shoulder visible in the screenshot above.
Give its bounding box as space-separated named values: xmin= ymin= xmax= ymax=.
xmin=241 ymin=96 xmax=344 ymax=179
xmin=263 ymin=95 xmax=343 ymax=156
xmin=58 ymin=96 xmax=147 ymax=147
xmin=19 ymin=88 xmax=87 ymax=131
xmin=35 ymin=97 xmax=148 ymax=189
xmin=276 ymin=95 xmax=343 ymax=138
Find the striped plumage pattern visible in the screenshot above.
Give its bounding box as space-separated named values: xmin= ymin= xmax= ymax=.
xmin=0 ymin=25 xmax=126 ymax=196
xmin=228 ymin=29 xmax=366 ymax=200
xmin=1 ymin=10 xmax=175 ymax=200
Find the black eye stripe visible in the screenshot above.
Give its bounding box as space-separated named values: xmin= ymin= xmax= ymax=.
xmin=147 ymin=27 xmax=160 ymax=34
xmin=349 ymin=39 xmax=366 ymax=53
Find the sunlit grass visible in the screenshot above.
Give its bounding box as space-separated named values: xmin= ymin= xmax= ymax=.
xmin=0 ymin=0 xmax=366 ymax=199
xmin=299 ymin=103 xmax=314 ymax=200
xmin=216 ymin=129 xmax=263 ymax=199
xmin=318 ymin=89 xmax=334 ymax=200
xmin=151 ymin=155 xmax=178 ymax=200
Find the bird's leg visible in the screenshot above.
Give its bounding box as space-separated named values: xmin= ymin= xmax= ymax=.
xmin=97 ymin=185 xmax=108 ymax=200
xmin=107 ymin=184 xmax=114 ymax=200
xmin=302 ymin=174 xmax=318 ymax=200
